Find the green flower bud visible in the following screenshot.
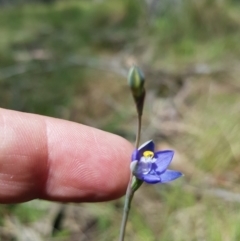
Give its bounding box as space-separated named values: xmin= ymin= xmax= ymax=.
xmin=127 ymin=66 xmax=145 ymax=97
xmin=127 ymin=66 xmax=146 ymax=116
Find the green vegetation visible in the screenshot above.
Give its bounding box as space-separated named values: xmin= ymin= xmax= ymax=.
xmin=1 ymin=0 xmax=240 ymax=240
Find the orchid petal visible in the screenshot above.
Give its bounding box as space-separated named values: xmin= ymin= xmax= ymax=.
xmin=138 ymin=140 xmax=154 ymax=156
xmin=155 ymin=150 xmax=174 ymax=174
xmin=160 ymin=170 xmax=183 ymax=183
xmin=137 ymin=173 xmax=161 ymax=184
xmin=131 ymin=149 xmax=140 ymax=162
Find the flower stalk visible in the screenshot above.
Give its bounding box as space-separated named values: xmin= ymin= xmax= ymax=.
xmin=119 ymin=66 xmax=183 ymax=241
xmin=119 ymin=66 xmax=145 ymax=241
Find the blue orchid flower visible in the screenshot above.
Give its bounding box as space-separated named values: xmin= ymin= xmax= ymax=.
xmin=130 ymin=140 xmax=183 ymax=184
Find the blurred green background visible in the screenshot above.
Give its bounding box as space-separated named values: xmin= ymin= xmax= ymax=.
xmin=1 ymin=0 xmax=240 ymax=240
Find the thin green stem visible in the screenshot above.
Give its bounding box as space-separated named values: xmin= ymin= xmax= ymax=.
xmin=119 ymin=113 xmax=142 ymax=241
xmin=135 ymin=114 xmax=142 ymax=149
xmin=119 ymin=177 xmax=134 ymax=241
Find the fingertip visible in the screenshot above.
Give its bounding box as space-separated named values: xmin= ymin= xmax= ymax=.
xmin=41 ymin=118 xmax=133 ymax=202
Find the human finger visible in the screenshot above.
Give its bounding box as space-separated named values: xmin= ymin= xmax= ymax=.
xmin=0 ymin=108 xmax=132 ymax=203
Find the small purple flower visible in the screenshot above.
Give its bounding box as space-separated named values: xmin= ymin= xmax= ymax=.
xmin=130 ymin=140 xmax=183 ymax=184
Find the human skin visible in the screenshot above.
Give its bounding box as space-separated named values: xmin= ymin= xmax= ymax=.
xmin=0 ymin=108 xmax=132 ymax=204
